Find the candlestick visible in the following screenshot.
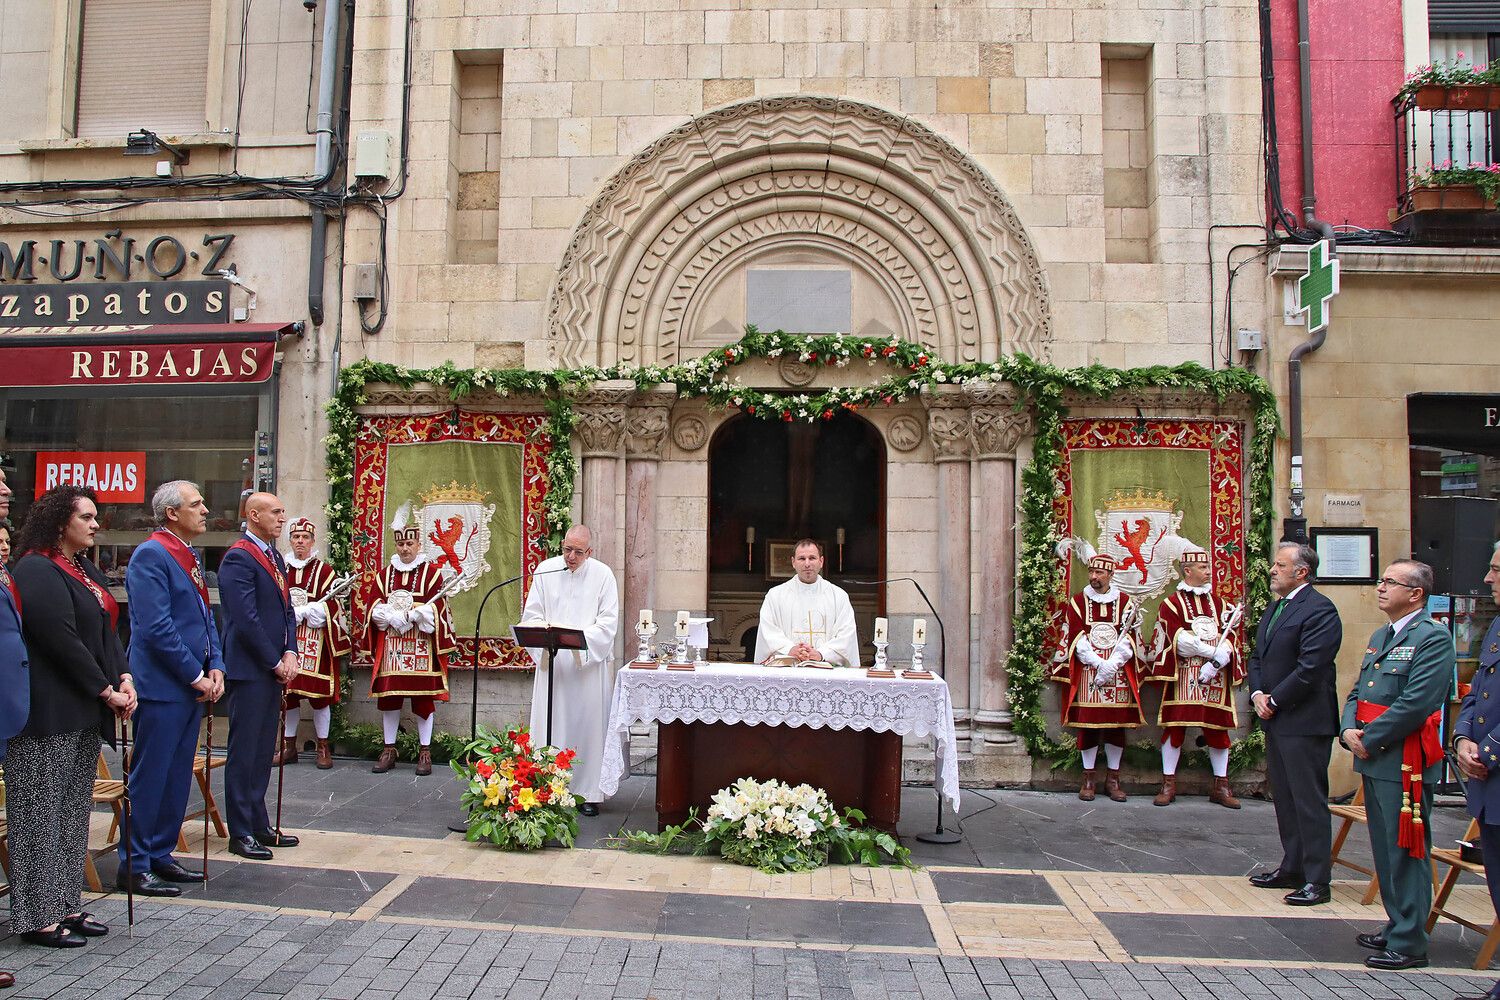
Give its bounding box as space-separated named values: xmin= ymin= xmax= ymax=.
xmin=675 ymin=610 xmax=690 ymax=637
xmin=639 ymin=609 xmax=653 ymax=630
xmin=872 ymin=637 xmax=889 ymax=671
xmin=671 ymin=611 xmax=691 ymax=665
xmin=835 ymin=527 xmax=845 ymax=545
xmin=746 ymin=526 xmax=755 ymax=543
xmin=873 ymin=616 xmax=888 ymax=643
xmin=634 ymin=619 xmax=658 ymax=665
xmin=912 ymin=618 xmax=927 ymax=645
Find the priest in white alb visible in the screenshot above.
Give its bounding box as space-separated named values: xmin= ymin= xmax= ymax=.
xmin=754 ymin=538 xmax=861 ymax=667
xmin=519 ymin=524 xmax=619 ymax=816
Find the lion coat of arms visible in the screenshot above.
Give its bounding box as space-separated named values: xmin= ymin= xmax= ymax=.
xmin=415 ymin=481 xmax=495 ymax=594
xmin=1063 ymin=487 xmax=1203 ymax=602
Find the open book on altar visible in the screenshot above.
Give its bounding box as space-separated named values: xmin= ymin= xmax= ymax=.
xmin=761 ymin=655 xmax=837 ymax=669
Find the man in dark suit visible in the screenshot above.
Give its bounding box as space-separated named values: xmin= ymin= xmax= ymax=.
xmin=122 ymin=480 xmax=224 ymax=896
xmin=1246 ymin=541 xmax=1343 ymax=905
xmin=218 ymin=492 xmax=299 ymax=861
xmin=0 ymin=471 xmax=27 ymax=990
xmin=1453 ymin=542 xmax=1500 ymax=1000
xmin=1341 ymin=559 xmax=1452 ymax=970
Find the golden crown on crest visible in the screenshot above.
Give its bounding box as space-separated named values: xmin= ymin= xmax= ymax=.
xmin=1102 ymin=486 xmax=1175 ymax=513
xmin=417 ymin=480 xmax=490 ymax=506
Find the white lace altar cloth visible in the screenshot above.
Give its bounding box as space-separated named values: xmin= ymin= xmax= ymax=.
xmin=598 ymin=662 xmax=960 ymax=811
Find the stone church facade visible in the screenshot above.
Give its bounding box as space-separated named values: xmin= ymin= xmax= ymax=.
xmin=341 ymin=1 xmax=1268 ymax=779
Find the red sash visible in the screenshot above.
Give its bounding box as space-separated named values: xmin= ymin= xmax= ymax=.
xmin=230 ymin=538 xmax=290 ymax=607
xmin=50 ymin=551 xmax=119 ymax=630
xmin=150 ymin=529 xmax=210 ymax=608
xmin=0 ymin=567 xmax=20 ymax=614
xmin=1355 ymin=700 xmax=1443 ymax=859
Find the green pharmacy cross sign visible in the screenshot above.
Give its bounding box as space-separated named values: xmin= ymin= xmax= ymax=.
xmin=1296 ymin=239 xmax=1339 ymax=333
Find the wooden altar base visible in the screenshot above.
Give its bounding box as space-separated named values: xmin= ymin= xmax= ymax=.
xmin=655 ymin=720 xmax=903 ymax=834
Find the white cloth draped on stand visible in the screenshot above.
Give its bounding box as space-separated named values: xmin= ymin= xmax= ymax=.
xmin=519 ymin=555 xmax=619 ymax=802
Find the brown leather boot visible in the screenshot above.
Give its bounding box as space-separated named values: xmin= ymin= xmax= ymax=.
xmin=1106 ymin=769 xmax=1128 ymax=802
xmin=1078 ymin=768 xmax=1097 ymax=801
xmin=415 ymin=746 xmax=433 ymax=776
xmin=371 ymin=745 xmax=397 ymax=773
xmin=1209 ymin=776 xmax=1242 ymax=809
xmin=271 ymin=736 xmax=298 ymax=766
xmin=1153 ymin=775 xmax=1176 ymax=806
xmin=315 ymin=738 xmax=333 ymax=770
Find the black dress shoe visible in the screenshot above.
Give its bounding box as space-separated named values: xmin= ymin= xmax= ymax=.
xmin=228 ymin=836 xmax=273 ymax=860
xmin=115 ymin=870 xmax=182 ymax=897
xmin=578 ymin=802 xmax=599 ymax=817
xmin=151 ymin=860 xmax=205 ymax=883
xmin=1365 ymin=949 xmax=1427 ymax=970
xmin=254 ymin=830 xmax=299 ymax=848
xmin=61 ymin=912 xmax=108 ymax=937
xmin=1283 ymin=883 xmax=1332 ymax=906
xmin=1356 ymin=932 xmax=1389 ymax=951
xmin=1248 ymin=867 xmax=1303 ymax=889
xmin=21 ymin=926 xmax=86 ymax=948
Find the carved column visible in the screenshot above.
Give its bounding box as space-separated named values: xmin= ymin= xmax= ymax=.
xmin=573 ymin=384 xmax=633 ymax=577
xmin=622 ymin=388 xmax=674 ymax=631
xmin=968 ymin=389 xmax=1031 ymax=749
xmin=924 ymin=391 xmax=972 ymax=739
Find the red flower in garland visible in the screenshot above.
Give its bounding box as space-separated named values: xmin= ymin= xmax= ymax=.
xmin=821 ymin=410 xmax=833 ymax=420
xmin=881 ymin=345 xmax=897 ymax=357
xmin=746 ymin=405 xmax=756 ymax=415
xmin=781 ymin=411 xmax=793 ymax=422
xmin=556 ymin=748 xmax=576 ymax=770
xmin=723 ymin=349 xmax=735 ymax=360
xmin=862 ymin=345 xmax=875 ymax=357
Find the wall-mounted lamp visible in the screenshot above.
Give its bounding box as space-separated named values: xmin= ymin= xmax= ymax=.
xmin=124 ymin=129 xmax=189 ymax=170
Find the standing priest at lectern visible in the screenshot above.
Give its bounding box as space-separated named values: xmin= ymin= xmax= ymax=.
xmin=754 ymin=538 xmax=861 ymax=667
xmin=519 ymin=524 xmax=619 ymax=816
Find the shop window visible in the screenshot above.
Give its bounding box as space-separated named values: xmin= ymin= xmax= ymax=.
xmin=74 ymin=0 xmax=212 ymax=138
xmin=2 ymin=393 xmax=260 ymax=596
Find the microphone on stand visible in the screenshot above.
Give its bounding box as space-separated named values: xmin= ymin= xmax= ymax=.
xmin=446 ymin=564 xmax=569 ymax=834
xmin=845 ymin=575 xmax=962 ymax=845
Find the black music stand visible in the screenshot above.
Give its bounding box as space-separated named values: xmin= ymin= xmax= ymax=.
xmin=512 ymin=624 xmax=587 ymax=747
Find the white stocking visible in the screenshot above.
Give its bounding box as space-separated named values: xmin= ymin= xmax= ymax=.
xmin=1080 ymin=746 xmax=1098 ymax=770
xmin=381 ymin=709 xmax=400 ymax=745
xmin=1104 ymin=743 xmax=1124 ymax=770
xmin=416 ymin=712 xmax=434 ymax=746
xmin=312 ymin=706 xmax=332 ymax=739
xmin=1160 ymin=740 xmax=1181 ymax=776
xmin=1207 ymin=746 xmax=1230 ymax=778
xmin=283 ymin=704 xmax=300 ymax=739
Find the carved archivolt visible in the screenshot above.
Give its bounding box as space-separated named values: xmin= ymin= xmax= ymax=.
xmin=548 ymin=97 xmax=1052 ymax=368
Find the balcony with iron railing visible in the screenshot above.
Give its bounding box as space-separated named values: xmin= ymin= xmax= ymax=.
xmin=1393 ymin=67 xmax=1500 ymax=244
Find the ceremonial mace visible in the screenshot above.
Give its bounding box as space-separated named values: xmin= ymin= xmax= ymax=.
xmin=118 ymin=714 xmax=135 ymax=934
xmin=203 ymin=701 xmax=213 ymax=879
xmin=274 ymin=696 xmax=288 ymax=837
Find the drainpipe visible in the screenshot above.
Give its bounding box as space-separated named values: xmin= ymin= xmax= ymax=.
xmin=1284 ymin=0 xmax=1337 ymax=543
xmin=306 ymin=0 xmax=344 ymax=328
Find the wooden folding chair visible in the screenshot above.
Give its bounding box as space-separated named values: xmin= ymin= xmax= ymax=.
xmin=0 ymin=808 xmax=11 ymax=898
xmin=1329 ymin=783 xmax=1381 ymax=904
xmin=87 ymin=752 xmax=127 ymax=892
xmin=1428 ymin=816 xmax=1500 ymax=970
xmin=181 ymin=746 xmax=228 ymax=850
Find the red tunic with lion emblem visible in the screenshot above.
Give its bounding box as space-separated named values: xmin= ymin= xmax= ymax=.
xmin=361 ymin=556 xmax=455 ymax=701
xmin=1148 ymin=585 xmax=1243 ymax=731
xmin=284 ymin=556 xmax=352 ymax=704
xmin=1049 ymin=587 xmax=1145 ymax=728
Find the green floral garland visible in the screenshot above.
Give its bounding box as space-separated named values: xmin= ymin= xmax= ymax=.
xmin=325 ymin=328 xmax=1279 ymax=766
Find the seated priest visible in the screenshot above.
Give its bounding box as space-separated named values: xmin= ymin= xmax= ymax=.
xmin=753 ymin=538 xmax=860 ymax=667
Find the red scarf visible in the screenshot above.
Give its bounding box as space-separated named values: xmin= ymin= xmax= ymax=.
xmin=150 ymin=529 xmax=211 ymax=608
xmin=230 ymin=537 xmax=290 ymax=607
xmin=1355 ymin=700 xmax=1443 ymax=859
xmin=50 ymin=550 xmax=119 ymax=630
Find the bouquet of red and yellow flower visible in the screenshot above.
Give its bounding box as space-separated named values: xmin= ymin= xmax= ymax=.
xmin=451 ymin=724 xmax=580 ymax=850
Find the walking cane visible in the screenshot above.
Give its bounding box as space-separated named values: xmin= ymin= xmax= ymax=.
xmin=274 ymin=699 xmax=288 ymax=836
xmin=203 ymin=703 xmax=213 ymax=880
xmin=118 ymin=714 xmax=135 ymax=935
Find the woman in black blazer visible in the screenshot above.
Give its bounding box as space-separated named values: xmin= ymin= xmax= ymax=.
xmin=7 ymin=486 xmax=135 ymax=947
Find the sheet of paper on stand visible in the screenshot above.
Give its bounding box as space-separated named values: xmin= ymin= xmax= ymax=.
xmin=688 ymin=617 xmax=712 ymax=651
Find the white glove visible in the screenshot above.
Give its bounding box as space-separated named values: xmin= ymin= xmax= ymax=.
xmin=1076 ymin=642 xmax=1106 ymax=670
xmin=1198 ymin=663 xmax=1220 ymax=685
xmin=1094 ymin=664 xmax=1118 ymax=688
xmin=370 ymin=602 xmax=394 ymax=629
xmin=1177 ymin=633 xmax=1215 ymax=659
xmin=390 ymin=609 xmax=415 ymax=635
xmin=410 ymin=603 xmax=436 ymax=634
xmin=293 ymin=603 xmax=311 ymax=624
xmin=1211 ymin=642 xmax=1231 ymax=667
xmin=303 ymin=601 xmax=328 ymax=629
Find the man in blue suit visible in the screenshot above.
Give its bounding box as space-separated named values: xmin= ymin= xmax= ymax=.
xmin=122 ymin=480 xmax=224 ymax=897
xmin=1453 ymin=541 xmax=1500 ymax=1000
xmin=218 ymin=492 xmax=299 ymax=861
xmin=1246 ymin=541 xmax=1344 ymax=906
xmin=0 ymin=471 xmax=28 ymax=990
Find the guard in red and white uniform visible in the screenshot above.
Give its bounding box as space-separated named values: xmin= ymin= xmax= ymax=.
xmin=273 ymin=518 xmax=351 ymax=770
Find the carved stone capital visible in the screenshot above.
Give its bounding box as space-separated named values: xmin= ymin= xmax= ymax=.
xmin=624 ymin=394 xmax=674 ymax=460
xmin=969 ymin=406 xmax=1031 ymax=460
xmin=574 ymin=382 xmax=635 ymax=458
xmin=923 ymin=393 xmax=972 ymax=462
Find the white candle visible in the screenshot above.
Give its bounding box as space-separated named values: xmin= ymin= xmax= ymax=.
xmin=873 ymin=617 xmax=888 ymax=643
xmin=676 ymin=610 xmax=690 ymax=637
xmin=746 ymin=526 xmax=755 ymax=543
xmin=836 ymin=527 xmax=846 ymax=545
xmin=912 ymin=618 xmax=927 ymax=644
xmin=639 ymin=609 xmax=653 ymax=630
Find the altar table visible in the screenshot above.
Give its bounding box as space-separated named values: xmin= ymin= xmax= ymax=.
xmin=597 ymin=663 xmax=960 ymax=832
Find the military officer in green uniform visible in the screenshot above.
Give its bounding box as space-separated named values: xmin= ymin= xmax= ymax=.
xmin=1339 ymin=558 xmax=1454 ymax=971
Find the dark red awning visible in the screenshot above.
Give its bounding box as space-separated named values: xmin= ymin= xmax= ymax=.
xmin=0 ymin=322 xmax=292 ymax=388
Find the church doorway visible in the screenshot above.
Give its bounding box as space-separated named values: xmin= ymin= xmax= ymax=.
xmin=705 ymin=411 xmax=885 ymax=662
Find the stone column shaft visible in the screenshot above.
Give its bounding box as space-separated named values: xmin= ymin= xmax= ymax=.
xmin=926 ymin=395 xmax=972 ymax=735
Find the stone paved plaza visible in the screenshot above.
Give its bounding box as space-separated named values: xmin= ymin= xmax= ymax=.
xmin=2 ymin=760 xmax=1497 ymax=999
